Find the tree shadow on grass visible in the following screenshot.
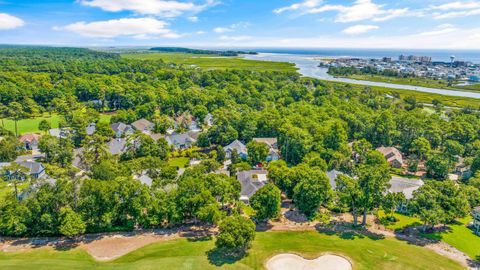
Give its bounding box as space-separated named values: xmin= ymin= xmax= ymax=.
xmin=315 ymin=222 xmax=385 ymax=241
xmin=207 ymin=247 xmax=247 ymax=267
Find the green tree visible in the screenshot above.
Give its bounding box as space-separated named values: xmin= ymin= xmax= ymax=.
xmin=336 ymin=174 xmax=362 ymax=226
xmin=293 ymin=169 xmax=331 ymax=219
xmin=246 ymin=141 xmax=269 ymax=165
xmin=0 ymin=198 xmax=30 ymax=236
xmin=250 ymin=183 xmax=281 ymax=222
xmin=59 ymin=207 xmax=86 ymax=238
xmin=358 ymin=150 xmax=391 ymax=226
xmin=425 ymin=153 xmax=451 ymax=180
xmin=410 ymin=137 xmax=431 ymax=160
xmin=382 ymin=192 xmax=406 ymax=219
xmin=38 ymin=119 xmax=51 ymax=134
xmin=0 ymin=136 xmax=23 ymax=162
xmin=215 ymin=215 xmax=256 ymax=252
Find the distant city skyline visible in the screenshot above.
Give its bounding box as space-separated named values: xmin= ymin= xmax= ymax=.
xmin=1 ymin=0 xmax=480 ymax=49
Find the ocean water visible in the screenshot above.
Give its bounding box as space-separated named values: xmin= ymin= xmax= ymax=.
xmin=248 ymin=48 xmax=480 ymax=63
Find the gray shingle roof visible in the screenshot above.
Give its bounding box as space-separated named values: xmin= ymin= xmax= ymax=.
xmin=108 ymin=138 xmax=127 ymax=155
xmin=236 ymin=170 xmax=268 ymax=202
xmin=389 ymin=176 xmax=424 ymax=199
xmin=131 ymin=119 xmax=153 ymax=131
xmin=225 ymin=140 xmax=248 ymax=155
xmin=326 ymin=170 xmax=343 ymax=190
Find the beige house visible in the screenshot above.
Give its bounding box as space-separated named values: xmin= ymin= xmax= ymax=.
xmin=377 ymin=146 xmax=403 ymax=168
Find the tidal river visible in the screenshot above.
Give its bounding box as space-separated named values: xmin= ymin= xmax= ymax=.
xmin=244 ymin=53 xmax=480 ymax=99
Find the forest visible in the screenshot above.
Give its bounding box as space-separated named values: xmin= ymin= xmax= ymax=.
xmin=0 ymin=47 xmax=479 ymax=252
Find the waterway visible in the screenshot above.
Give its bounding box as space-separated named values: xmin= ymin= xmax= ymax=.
xmin=243 ymin=53 xmax=480 ymax=99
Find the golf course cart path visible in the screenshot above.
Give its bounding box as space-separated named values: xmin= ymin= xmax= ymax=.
xmin=266 ymin=254 xmax=352 ymax=270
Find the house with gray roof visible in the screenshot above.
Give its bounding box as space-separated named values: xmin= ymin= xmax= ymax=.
xmin=389 ymin=176 xmax=424 ymax=213
xmin=236 ymin=169 xmax=268 ymax=204
xmin=108 ymin=138 xmax=127 ymax=155
xmin=326 ymin=169 xmax=344 ymax=190
xmin=131 ymin=119 xmax=154 ymax=134
xmin=473 ymin=206 xmax=480 ymax=235
xmin=135 ymin=174 xmax=153 ymax=187
xmin=253 ymin=138 xmax=280 ymax=161
xmin=165 ymin=133 xmax=197 ymax=149
xmin=0 ymin=161 xmax=46 ymax=180
xmin=111 ymin=122 xmax=134 ymax=138
xmin=225 ymin=140 xmax=248 ymax=159
xmin=86 ymin=123 xmax=96 ymax=136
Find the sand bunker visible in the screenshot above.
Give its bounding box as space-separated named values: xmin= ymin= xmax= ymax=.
xmin=266 ymin=253 xmax=352 ymax=270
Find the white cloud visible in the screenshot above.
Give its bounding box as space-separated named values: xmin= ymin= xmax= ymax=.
xmin=187 ymin=16 xmax=199 ymax=22
xmin=220 ymin=26 xmax=480 ymax=49
xmin=432 ymin=8 xmax=480 ymax=19
xmin=273 ymin=0 xmax=323 ymax=14
xmin=78 ymin=0 xmax=219 ymax=18
xmin=342 ymin=24 xmax=378 ymax=34
xmin=0 ymin=13 xmax=25 ymax=30
xmin=219 ymin=35 xmax=252 ymax=42
xmin=342 ymin=24 xmax=379 ymax=35
xmin=213 ymin=27 xmax=232 ymax=33
xmin=213 ymin=22 xmax=250 ymax=34
xmin=275 ymin=0 xmax=412 ymax=23
xmin=431 ymin=1 xmax=480 ymax=10
xmin=57 ymin=17 xmax=178 ymax=39
xmin=418 ymin=24 xmax=458 ymax=36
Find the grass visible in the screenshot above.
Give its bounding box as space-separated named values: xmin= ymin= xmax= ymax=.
xmin=121 ymin=53 xmax=297 ymax=72
xmin=167 ymin=157 xmax=190 ymax=168
xmin=0 ymin=231 xmax=464 ymax=270
xmin=0 ymin=181 xmax=29 ymax=201
xmin=420 ymin=217 xmax=480 ymax=260
xmin=377 ymin=211 xmax=422 ymax=231
xmin=1 ymin=114 xmax=112 ymax=136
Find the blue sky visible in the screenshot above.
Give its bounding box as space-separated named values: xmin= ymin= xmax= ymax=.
xmin=0 ymin=0 xmax=480 ymax=48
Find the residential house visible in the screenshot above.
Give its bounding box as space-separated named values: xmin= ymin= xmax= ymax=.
xmin=86 ymin=123 xmax=96 ymax=136
xmin=19 ymin=134 xmax=41 ymax=150
xmin=473 ymin=206 xmax=480 ymax=236
xmin=131 ymin=119 xmax=154 ymax=134
xmin=175 ymin=112 xmax=201 ymax=132
xmin=377 ymin=146 xmax=403 ymax=168
xmin=236 ymin=169 xmax=268 ymax=204
xmin=204 ymin=113 xmax=213 ymax=127
xmin=110 ymin=122 xmax=134 ymax=138
xmin=389 ymin=176 xmax=424 ymax=214
xmin=135 ymin=173 xmax=153 ymax=187
xmin=253 ymin=138 xmax=280 ymax=161
xmin=326 ymin=169 xmax=344 ymax=190
xmin=49 ymin=128 xmax=71 ymax=139
xmin=107 ymin=138 xmax=127 ymax=155
xmin=225 ymin=140 xmax=248 ymax=159
xmin=0 ymin=161 xmax=46 ymax=180
xmin=165 ymin=133 xmax=197 ymax=149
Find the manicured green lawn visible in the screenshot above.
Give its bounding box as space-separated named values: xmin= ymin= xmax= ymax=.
xmin=121 ymin=53 xmax=297 ymax=72
xmin=168 ymin=157 xmax=190 ymax=168
xmin=0 ymin=181 xmax=29 ymax=200
xmin=0 ymin=231 xmax=464 ymax=270
xmin=421 ymin=217 xmax=480 ymax=260
xmin=1 ymin=114 xmax=112 ymax=135
xmin=377 ymin=211 xmax=422 ymax=231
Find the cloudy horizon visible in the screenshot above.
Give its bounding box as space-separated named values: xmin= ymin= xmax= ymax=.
xmin=1 ymin=0 xmax=480 ymax=49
